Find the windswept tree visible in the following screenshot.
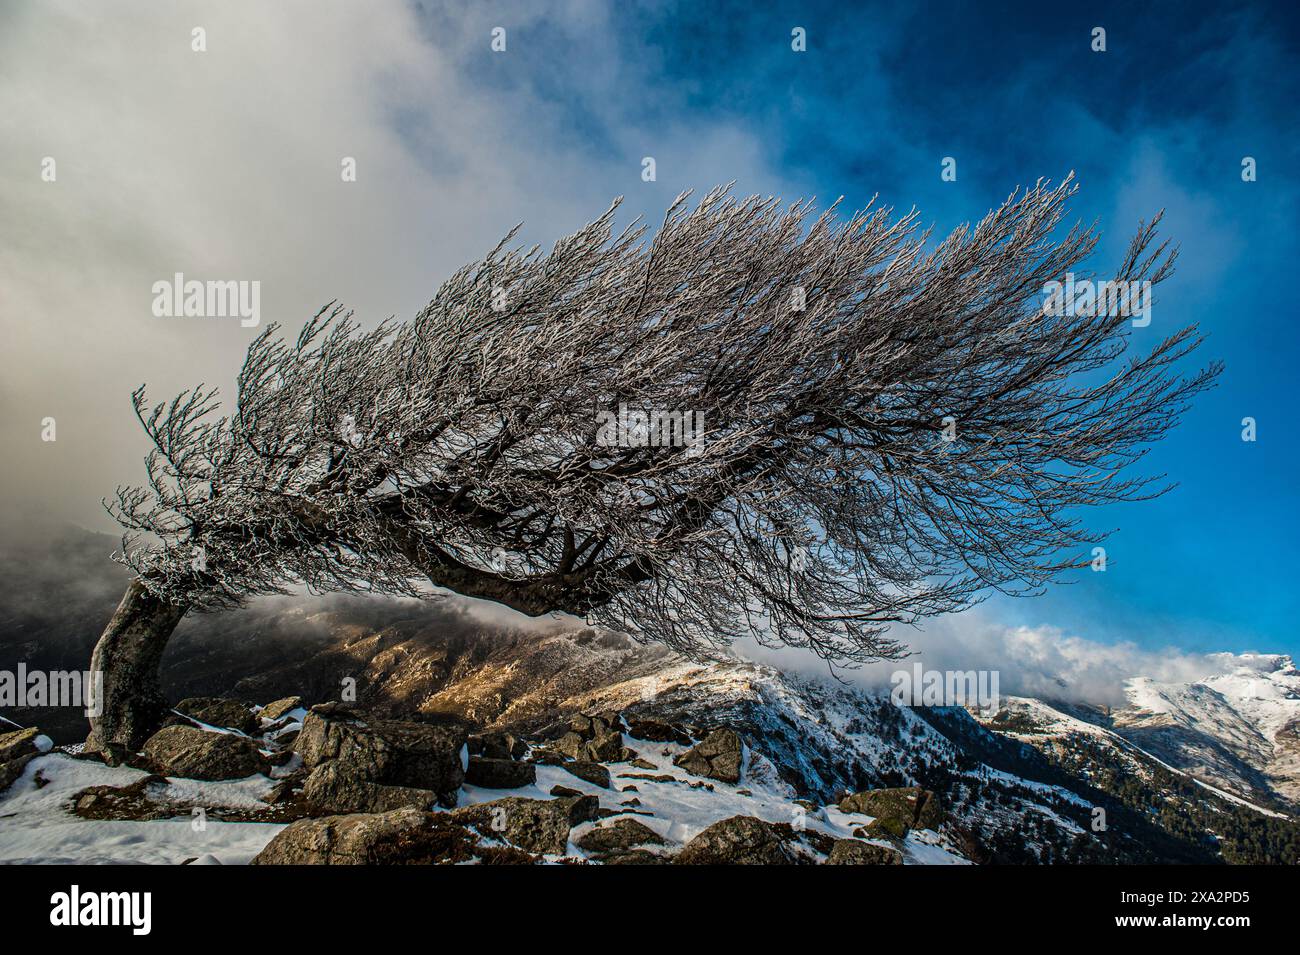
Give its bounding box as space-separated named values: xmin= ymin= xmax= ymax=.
xmin=88 ymin=177 xmax=1219 ymax=757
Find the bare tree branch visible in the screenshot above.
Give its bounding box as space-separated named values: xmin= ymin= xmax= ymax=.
xmin=107 ymin=177 xmax=1220 ymax=665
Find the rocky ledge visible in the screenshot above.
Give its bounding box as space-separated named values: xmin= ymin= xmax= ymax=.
xmin=3 ymin=699 xmax=947 ymax=865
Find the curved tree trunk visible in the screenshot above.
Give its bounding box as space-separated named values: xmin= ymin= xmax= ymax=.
xmin=84 ymin=578 xmax=188 ymax=763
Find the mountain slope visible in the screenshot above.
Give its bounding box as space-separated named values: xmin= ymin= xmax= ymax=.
xmin=154 ymin=601 xmax=1300 ymax=863
xmin=977 ymin=694 xmax=1300 ymax=863
xmin=2 ymin=525 xmax=1298 ymax=863
xmin=1111 ymin=654 xmax=1300 ymax=809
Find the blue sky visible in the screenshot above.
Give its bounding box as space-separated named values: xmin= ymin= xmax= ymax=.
xmin=418 ymin=0 xmax=1300 ymax=657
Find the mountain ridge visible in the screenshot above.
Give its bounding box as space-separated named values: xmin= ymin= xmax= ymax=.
xmin=2 ymin=524 xmax=1298 ymax=863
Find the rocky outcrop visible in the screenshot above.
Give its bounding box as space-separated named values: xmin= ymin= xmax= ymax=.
xmin=293 ymin=703 xmax=467 ymax=813
xmin=561 ymin=760 xmax=611 ymax=788
xmin=0 ymin=727 xmax=47 ymax=791
xmin=0 ymin=726 xmax=42 ymax=762
xmin=465 ymin=756 xmax=536 ymax=789
xmin=250 ymin=807 xmax=534 ymax=865
xmin=673 ymin=728 xmax=743 ymax=784
xmin=551 ymin=732 xmax=585 ymax=760
xmin=839 ymin=786 xmax=943 ymax=838
xmin=575 ymin=817 xmax=665 ymax=861
xmin=549 ymin=713 xmax=636 ymax=764
xmin=469 ymin=732 xmax=527 ymax=761
xmin=72 ymin=775 xmax=175 ymax=821
xmin=300 ymin=765 xmax=441 ymax=814
xmin=602 ymin=848 xmax=669 ymax=864
xmin=174 ymin=697 xmax=258 ymax=735
xmin=259 ymin=696 xmax=304 ymax=722
xmin=0 ymin=753 xmax=35 ymax=792
xmin=624 ymin=717 xmax=693 ymax=745
xmin=826 ymin=838 xmax=904 ymax=865
xmin=674 ymin=815 xmax=798 ymax=864
xmin=450 ymin=795 xmax=599 ymax=855
xmin=142 ymin=725 xmax=270 ymax=781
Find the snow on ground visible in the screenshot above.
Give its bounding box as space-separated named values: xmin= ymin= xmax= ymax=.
xmin=1116 ymin=658 xmax=1300 ymax=809
xmin=975 ymin=765 xmax=1092 ymax=811
xmin=1121 ymin=655 xmax=1300 ymax=753
xmin=451 ymin=731 xmax=968 ymax=864
xmin=1 ymin=733 xmax=963 ymax=864
xmin=995 ymin=696 xmax=1114 ymax=739
xmin=986 ymin=693 xmax=1292 ymax=819
xmin=0 ymin=727 xmax=968 ymax=864
xmin=1188 ymin=777 xmax=1289 ymax=818
xmin=0 ymin=753 xmax=286 ymax=865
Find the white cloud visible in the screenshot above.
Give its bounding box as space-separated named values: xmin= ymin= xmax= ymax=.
xmin=0 ymin=0 xmax=805 ymax=530
xmin=737 ymin=607 xmax=1254 ymax=706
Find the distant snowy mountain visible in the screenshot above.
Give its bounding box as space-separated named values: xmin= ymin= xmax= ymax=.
xmin=1111 ymin=653 xmax=1300 ymax=808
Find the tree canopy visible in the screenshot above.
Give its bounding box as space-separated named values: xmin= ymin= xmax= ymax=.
xmin=109 ymin=178 xmax=1219 ymax=664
